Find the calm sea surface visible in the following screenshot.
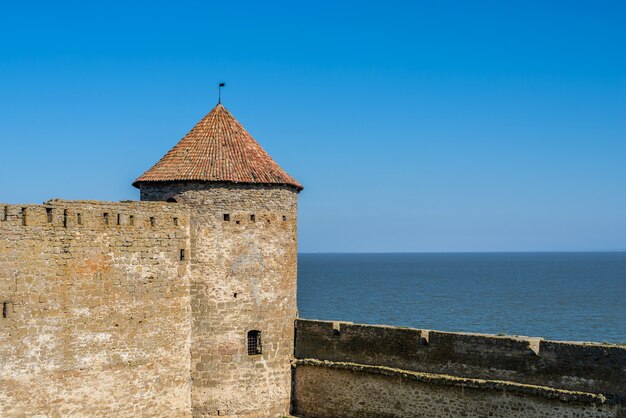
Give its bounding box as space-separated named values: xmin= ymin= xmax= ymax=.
xmin=297 ymin=252 xmax=626 ymax=343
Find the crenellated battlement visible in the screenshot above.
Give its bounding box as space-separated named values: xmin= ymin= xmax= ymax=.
xmin=0 ymin=199 xmax=293 ymax=231
xmin=0 ymin=200 xmax=189 ymax=229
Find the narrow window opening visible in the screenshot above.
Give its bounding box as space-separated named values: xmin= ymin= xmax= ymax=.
xmin=166 ymin=197 xmax=177 ymax=203
xmin=250 ymin=214 xmax=255 ymax=222
xmin=223 ymin=214 xmax=230 ymax=221
xmin=235 ymin=220 xmax=240 ymax=225
xmin=117 ymin=214 xmax=122 ymax=225
xmin=129 ymin=215 xmax=135 ymax=226
xmin=150 ymin=217 xmax=156 ymax=227
xmin=46 ymin=208 xmax=53 ymax=223
xmin=21 ymin=207 xmax=27 ymax=226
xmin=63 ymin=209 xmax=68 ymax=228
xmin=179 ymin=249 xmax=185 ymax=261
xmin=247 ymin=330 xmax=262 ymax=355
xmin=173 ymin=217 xmax=179 ymax=226
xmin=2 ymin=302 xmax=8 ymax=318
xmin=233 ymin=292 xmax=238 ymax=298
xmin=282 ymin=215 xmax=287 ymax=222
xmin=103 ymin=213 xmax=110 ymax=225
xmin=2 ymin=206 xmax=7 ymax=221
xmin=77 ymin=213 xmax=83 ymax=225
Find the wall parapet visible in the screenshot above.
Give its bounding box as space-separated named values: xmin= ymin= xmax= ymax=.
xmin=0 ymin=199 xmax=189 ymax=229
xmin=294 ymin=319 xmax=626 ymax=404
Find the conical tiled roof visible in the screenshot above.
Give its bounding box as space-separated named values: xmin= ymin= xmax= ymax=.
xmin=133 ymin=103 xmax=302 ymax=190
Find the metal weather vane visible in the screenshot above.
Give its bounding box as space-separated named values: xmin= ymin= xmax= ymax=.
xmin=218 ymin=82 xmax=225 ymax=104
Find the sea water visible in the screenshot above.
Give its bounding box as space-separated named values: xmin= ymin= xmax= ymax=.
xmin=297 ymin=252 xmax=626 ymax=343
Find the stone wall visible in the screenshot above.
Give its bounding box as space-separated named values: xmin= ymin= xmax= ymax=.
xmin=0 ymin=200 xmax=192 ymax=417
xmin=292 ymin=319 xmax=626 ymax=418
xmin=140 ymin=182 xmax=299 ymax=418
xmin=5 ymin=192 xmax=624 ymax=418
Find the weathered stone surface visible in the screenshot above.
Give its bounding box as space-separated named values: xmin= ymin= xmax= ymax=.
xmin=0 ymin=200 xmax=192 ymax=417
xmin=2 ymin=183 xmax=624 ymax=418
xmin=0 ymin=181 xmax=299 ymax=418
xmin=140 ymin=182 xmax=299 ymax=418
xmin=293 ymin=319 xmax=626 ymax=417
xmin=292 ymin=361 xmax=623 ymax=418
xmin=295 ymin=319 xmax=626 ymax=402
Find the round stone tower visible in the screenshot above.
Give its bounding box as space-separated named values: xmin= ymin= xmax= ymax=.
xmin=133 ymin=103 xmax=302 ymax=417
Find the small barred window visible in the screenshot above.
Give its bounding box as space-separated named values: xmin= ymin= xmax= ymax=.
xmin=247 ymin=330 xmax=262 ymax=355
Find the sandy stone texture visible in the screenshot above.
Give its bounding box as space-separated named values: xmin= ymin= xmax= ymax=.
xmin=0 ymin=200 xmax=192 ymax=417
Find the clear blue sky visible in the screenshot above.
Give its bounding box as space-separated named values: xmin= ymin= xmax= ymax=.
xmin=1 ymin=1 xmax=625 ymax=252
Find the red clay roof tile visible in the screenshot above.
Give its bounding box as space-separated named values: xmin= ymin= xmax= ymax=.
xmin=133 ymin=104 xmax=302 ymax=190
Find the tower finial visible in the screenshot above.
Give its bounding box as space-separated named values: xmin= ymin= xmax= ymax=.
xmin=218 ymin=82 xmax=225 ymax=104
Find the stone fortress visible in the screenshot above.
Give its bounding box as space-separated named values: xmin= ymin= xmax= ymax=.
xmin=0 ymin=102 xmax=624 ymax=417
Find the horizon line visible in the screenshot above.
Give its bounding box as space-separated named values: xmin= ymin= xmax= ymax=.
xmin=298 ymin=249 xmax=626 ymax=254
